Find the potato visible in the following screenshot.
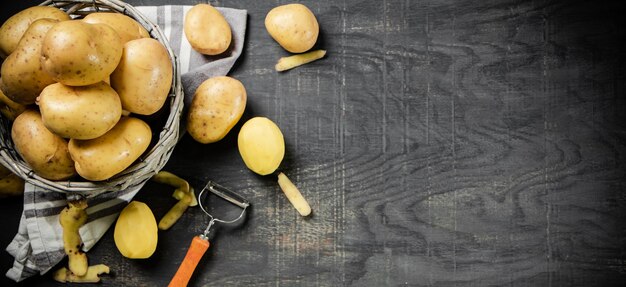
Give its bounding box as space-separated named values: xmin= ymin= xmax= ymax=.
xmin=237 ymin=117 xmax=285 ymax=175
xmin=37 ymin=82 xmax=122 ymax=139
xmin=11 ymin=109 xmax=76 ymax=180
xmin=59 ymin=200 xmax=88 ymax=276
xmin=184 ymin=4 xmax=231 ymax=55
xmin=68 ymin=117 xmax=151 ymax=181
xmin=83 ymin=12 xmax=150 ymax=44
xmin=0 ymin=79 xmax=27 ymax=121
xmin=114 ymin=201 xmax=158 ymax=259
xmin=187 ymin=76 xmax=246 ymax=144
xmin=265 ymin=4 xmax=319 ymax=53
xmin=110 ymin=38 xmax=172 ymax=115
xmin=41 ymin=20 xmax=123 ymax=86
xmin=0 ymin=173 xmax=25 ymax=198
xmin=0 ymin=164 xmax=11 ymax=179
xmin=0 ymin=19 xmax=58 ymax=105
xmin=0 ymin=165 xmax=24 ymax=198
xmin=0 ymin=6 xmax=70 ymax=58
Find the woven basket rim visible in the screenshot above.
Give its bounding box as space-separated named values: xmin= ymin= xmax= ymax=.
xmin=0 ymin=0 xmax=184 ymax=197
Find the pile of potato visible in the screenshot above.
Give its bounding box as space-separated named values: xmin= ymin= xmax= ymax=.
xmin=0 ymin=6 xmax=173 ymax=182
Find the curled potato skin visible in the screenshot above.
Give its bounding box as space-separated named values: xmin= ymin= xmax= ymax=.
xmin=53 ymin=264 xmax=110 ymax=283
xmin=59 ymin=200 xmax=88 ymax=277
xmin=152 ymin=171 xmax=194 ymax=230
xmin=159 ymin=193 xmax=192 ymax=230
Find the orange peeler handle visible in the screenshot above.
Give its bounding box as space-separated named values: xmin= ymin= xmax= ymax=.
xmin=168 ymin=236 xmax=210 ymax=287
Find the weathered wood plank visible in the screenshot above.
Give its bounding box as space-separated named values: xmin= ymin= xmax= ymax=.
xmin=1 ymin=0 xmax=625 ymax=286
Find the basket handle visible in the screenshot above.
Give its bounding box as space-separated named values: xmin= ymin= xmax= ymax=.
xmin=168 ymin=236 xmax=210 ymax=287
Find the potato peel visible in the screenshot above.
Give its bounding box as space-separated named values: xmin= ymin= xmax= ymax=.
xmin=53 ymin=264 xmax=110 ymax=283
xmin=275 ymin=50 xmax=326 ymax=72
xmin=159 ymin=193 xmax=192 ymax=230
xmin=173 ymin=187 xmax=197 ymax=207
xmin=152 ymin=171 xmax=195 ymax=230
xmin=59 ymin=200 xmax=88 ymax=276
xmin=277 ymin=173 xmax=311 ymax=216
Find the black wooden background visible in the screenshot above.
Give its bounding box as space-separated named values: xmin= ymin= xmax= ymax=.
xmin=1 ymin=0 xmax=626 ymax=286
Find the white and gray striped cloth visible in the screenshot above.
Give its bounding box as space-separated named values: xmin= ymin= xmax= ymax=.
xmin=5 ymin=5 xmax=247 ymax=282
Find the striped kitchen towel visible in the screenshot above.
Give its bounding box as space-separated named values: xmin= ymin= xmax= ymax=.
xmin=5 ymin=5 xmax=247 ymax=282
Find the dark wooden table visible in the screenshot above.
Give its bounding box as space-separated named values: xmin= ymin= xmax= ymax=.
xmin=2 ymin=0 xmax=626 ymax=286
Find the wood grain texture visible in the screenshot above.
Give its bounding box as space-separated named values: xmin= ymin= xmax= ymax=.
xmin=1 ymin=0 xmax=626 ymax=286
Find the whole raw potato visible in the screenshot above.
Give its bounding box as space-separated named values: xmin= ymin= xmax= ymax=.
xmin=37 ymin=82 xmax=122 ymax=139
xmin=0 ymin=19 xmax=58 ymax=105
xmin=68 ymin=117 xmax=152 ymax=181
xmin=0 ymin=6 xmax=70 ymax=58
xmin=11 ymin=109 xmax=76 ymax=180
xmin=184 ymin=4 xmax=231 ymax=55
xmin=187 ymin=76 xmax=247 ymax=144
xmin=110 ymin=38 xmax=172 ymax=115
xmin=41 ymin=20 xmax=123 ymax=86
xmin=0 ymin=79 xmax=27 ymax=120
xmin=0 ymin=164 xmax=24 ymax=198
xmin=265 ymin=4 xmax=319 ymax=53
xmin=83 ymin=12 xmax=150 ymax=44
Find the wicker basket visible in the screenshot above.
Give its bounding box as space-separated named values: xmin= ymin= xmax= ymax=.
xmin=0 ymin=0 xmax=184 ymax=197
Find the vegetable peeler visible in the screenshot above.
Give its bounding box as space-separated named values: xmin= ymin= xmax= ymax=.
xmin=168 ymin=181 xmax=250 ymax=287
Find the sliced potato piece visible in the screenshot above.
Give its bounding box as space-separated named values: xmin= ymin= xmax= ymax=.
xmin=277 ymin=172 xmax=311 ymax=216
xmin=275 ymin=49 xmax=326 ymax=72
